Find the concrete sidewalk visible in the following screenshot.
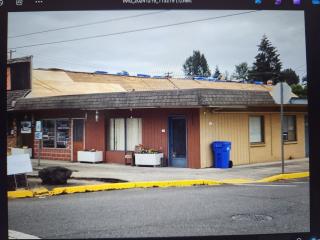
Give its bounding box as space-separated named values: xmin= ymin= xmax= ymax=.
xmin=29 ymin=158 xmax=309 ymax=182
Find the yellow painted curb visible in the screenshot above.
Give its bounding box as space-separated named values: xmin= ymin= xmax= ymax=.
xmin=8 ymin=190 xmax=34 ymax=199
xmin=220 ymin=178 xmax=254 ymax=184
xmin=32 ymin=187 xmax=50 ymax=196
xmin=256 ymin=172 xmax=309 ymax=183
xmin=49 ymin=180 xmax=222 ymax=196
xmin=7 ymin=172 xmax=309 ymax=199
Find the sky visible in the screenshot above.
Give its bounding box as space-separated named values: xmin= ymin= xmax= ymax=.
xmin=8 ymin=10 xmax=307 ymax=79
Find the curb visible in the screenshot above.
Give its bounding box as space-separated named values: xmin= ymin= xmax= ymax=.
xmin=7 ymin=172 xmax=309 ymax=199
xmin=256 ymin=171 xmax=309 ymax=183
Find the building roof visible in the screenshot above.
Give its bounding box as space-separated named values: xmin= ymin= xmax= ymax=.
xmin=9 ymin=68 xmax=306 ymax=111
xmin=7 ymin=89 xmax=31 ymax=111
xmin=14 ymin=88 xmax=276 ymax=111
xmin=7 ymin=56 xmax=33 ymax=64
xmin=27 ymin=69 xmax=278 ymax=98
xmin=289 ymin=98 xmax=308 ymax=105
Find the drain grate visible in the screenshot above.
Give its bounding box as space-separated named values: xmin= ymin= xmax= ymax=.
xmin=231 ymin=214 xmax=273 ymax=222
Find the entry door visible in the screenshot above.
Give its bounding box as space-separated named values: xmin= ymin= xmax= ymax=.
xmin=73 ymin=119 xmax=84 ymax=161
xmin=168 ymin=117 xmax=187 ymax=168
xmin=305 ymin=115 xmax=309 ymax=157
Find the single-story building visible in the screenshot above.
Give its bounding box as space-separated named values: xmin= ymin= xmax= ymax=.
xmin=7 ymin=67 xmax=308 ymax=169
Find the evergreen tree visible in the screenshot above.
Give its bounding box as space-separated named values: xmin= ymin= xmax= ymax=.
xmin=248 ymin=35 xmax=282 ymax=84
xmin=183 ymin=50 xmax=211 ymax=77
xmin=280 ymin=68 xmax=300 ymax=85
xmin=291 ymin=84 xmax=307 ymax=99
xmin=213 ymin=66 xmax=221 ymax=79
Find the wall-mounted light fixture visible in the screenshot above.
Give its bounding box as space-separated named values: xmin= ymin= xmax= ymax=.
xmin=95 ymin=110 xmax=99 ymax=122
xmin=85 ymin=112 xmax=88 ymax=121
xmin=130 ymin=108 xmax=133 ymax=119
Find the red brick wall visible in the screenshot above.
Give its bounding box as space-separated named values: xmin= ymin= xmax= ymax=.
xmin=33 ymin=139 xmax=72 ymax=161
xmin=33 ymin=116 xmax=72 ymax=161
xmin=29 ymin=110 xmax=106 ymax=162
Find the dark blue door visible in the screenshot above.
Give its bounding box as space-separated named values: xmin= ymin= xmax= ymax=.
xmin=168 ymin=117 xmax=187 ymax=168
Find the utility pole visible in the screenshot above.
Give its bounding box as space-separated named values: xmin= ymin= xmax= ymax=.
xmin=164 ymin=72 xmax=173 ymax=78
xmin=8 ymin=50 xmax=16 ymax=60
xmin=280 ymin=80 xmax=285 ymax=174
xmin=270 ymin=73 xmax=286 ymax=174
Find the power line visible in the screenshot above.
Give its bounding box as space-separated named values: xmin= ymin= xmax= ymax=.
xmin=8 ymin=10 xmax=169 ymax=39
xmin=10 ymin=10 xmax=259 ymax=50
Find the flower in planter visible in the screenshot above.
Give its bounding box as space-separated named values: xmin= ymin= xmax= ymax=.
xmin=135 ymin=144 xmax=144 ymax=153
xmin=135 ymin=145 xmax=160 ymax=154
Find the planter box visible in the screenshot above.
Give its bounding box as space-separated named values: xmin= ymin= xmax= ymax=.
xmin=11 ymin=148 xmax=32 ymax=158
xmin=135 ymin=153 xmax=163 ymax=167
xmin=77 ymin=151 xmax=103 ymax=163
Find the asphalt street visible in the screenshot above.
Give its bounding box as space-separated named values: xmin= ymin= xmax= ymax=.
xmin=8 ymin=179 xmax=309 ymax=238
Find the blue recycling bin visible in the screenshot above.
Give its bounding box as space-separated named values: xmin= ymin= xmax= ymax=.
xmin=211 ymin=141 xmax=231 ymax=168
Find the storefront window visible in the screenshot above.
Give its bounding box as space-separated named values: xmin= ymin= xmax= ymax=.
xmin=56 ymin=120 xmax=70 ymax=148
xmin=42 ymin=119 xmax=70 ymax=148
xmin=42 ymin=120 xmax=55 ymax=148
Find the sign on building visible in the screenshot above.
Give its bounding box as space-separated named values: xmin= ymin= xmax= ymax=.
xmin=35 ymin=121 xmax=42 ymax=132
xmin=35 ymin=131 xmax=43 ymax=140
xmin=21 ymin=121 xmax=31 ymax=134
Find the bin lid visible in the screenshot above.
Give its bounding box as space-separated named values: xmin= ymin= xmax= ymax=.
xmin=212 ymin=141 xmax=231 ymax=146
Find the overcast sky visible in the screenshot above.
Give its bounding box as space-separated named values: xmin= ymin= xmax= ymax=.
xmin=8 ymin=10 xmax=307 ymax=79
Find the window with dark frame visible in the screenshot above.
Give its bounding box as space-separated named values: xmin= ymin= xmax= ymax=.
xmin=42 ymin=119 xmax=70 ymax=148
xmin=283 ymin=115 xmax=297 ymax=142
xmin=249 ymin=116 xmax=265 ymax=144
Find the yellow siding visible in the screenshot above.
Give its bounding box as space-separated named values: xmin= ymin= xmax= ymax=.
xmin=269 ymin=113 xmax=306 ymax=161
xmin=200 ymin=109 xmax=250 ymax=168
xmin=200 ymin=109 xmax=306 ymax=168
